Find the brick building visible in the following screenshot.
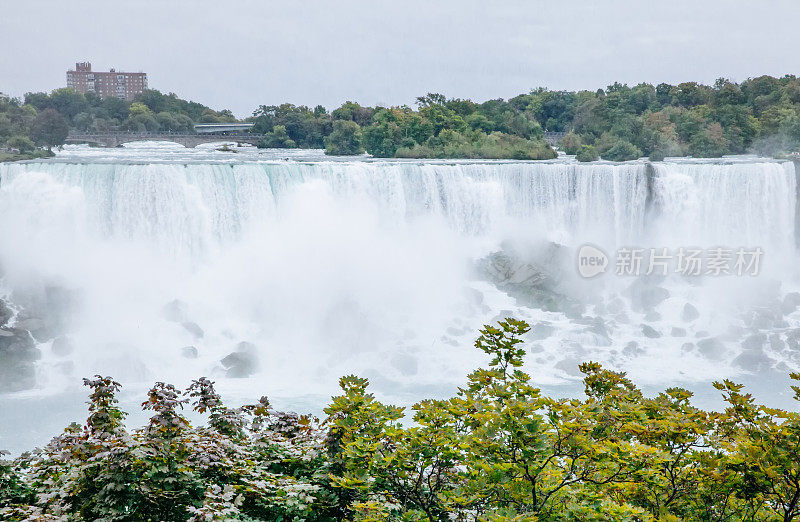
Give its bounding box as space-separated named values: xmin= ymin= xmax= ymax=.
xmin=66 ymin=62 xmax=148 ymax=101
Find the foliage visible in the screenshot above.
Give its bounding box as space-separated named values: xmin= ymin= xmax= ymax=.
xmin=30 ymin=108 xmax=68 ymax=149
xmin=576 ymin=144 xmax=599 ymax=162
xmin=325 ymin=120 xmax=365 ymax=156
xmin=8 ymin=74 xmax=800 ymax=161
xmin=4 ymin=319 xmax=800 ymax=520
xmin=559 ymin=131 xmax=582 ymax=154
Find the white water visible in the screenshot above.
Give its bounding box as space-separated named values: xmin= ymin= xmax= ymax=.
xmin=0 ymin=143 xmax=798 ymax=452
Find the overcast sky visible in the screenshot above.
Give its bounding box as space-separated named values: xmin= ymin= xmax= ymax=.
xmin=2 ymin=0 xmax=799 ymax=117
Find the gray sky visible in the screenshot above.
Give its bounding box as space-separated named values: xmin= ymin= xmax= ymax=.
xmin=2 ymin=0 xmax=799 ymax=118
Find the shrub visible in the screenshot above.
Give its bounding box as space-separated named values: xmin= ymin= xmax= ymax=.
xmin=5 ymin=135 xmax=35 ymax=153
xmin=559 ymin=130 xmax=582 ymax=154
xmin=324 ymin=120 xmax=364 ymax=155
xmin=576 ymin=144 xmax=599 ymax=162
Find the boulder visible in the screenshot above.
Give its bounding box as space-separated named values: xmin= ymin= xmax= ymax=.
xmin=744 ymin=307 xmax=782 ymax=330
xmin=623 ymin=341 xmax=643 ymax=357
xmin=644 ymin=310 xmax=662 ymax=322
xmin=478 ymin=242 xmax=582 ymax=315
xmin=671 ymin=327 xmax=686 ymax=337
xmin=641 ymin=324 xmax=661 ymax=338
xmin=555 ymin=357 xmax=581 ymax=377
xmin=221 ymin=341 xmax=259 ymax=378
xmin=51 ymin=335 xmax=74 ymax=357
xmin=741 ymin=334 xmax=766 ymax=352
xmin=782 ymin=292 xmax=800 ymax=314
xmin=682 ymin=303 xmax=700 ymax=322
xmin=697 ymin=338 xmax=726 ymax=360
xmin=786 ymin=329 xmax=800 ymax=350
xmin=181 ymin=346 xmax=198 ymax=359
xmin=531 ymin=323 xmax=555 ymax=340
xmin=732 ymin=349 xmax=773 ymax=372
xmin=0 ymin=300 xmax=13 ymax=326
xmin=0 ymin=327 xmax=41 ymax=392
xmin=182 ymin=321 xmax=204 ymax=339
xmin=162 ymin=299 xmax=188 ymax=323
xmin=769 ymin=334 xmax=786 ymax=352
xmin=13 ymin=286 xmax=80 ymax=341
xmin=625 ymin=279 xmax=670 ymax=311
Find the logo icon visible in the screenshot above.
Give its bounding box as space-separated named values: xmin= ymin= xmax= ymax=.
xmin=577 ymin=244 xmax=608 ymax=278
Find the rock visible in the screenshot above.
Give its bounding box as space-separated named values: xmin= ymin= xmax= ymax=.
xmin=786 ymin=329 xmax=800 ymax=350
xmin=51 ymin=335 xmax=74 ymax=357
xmin=584 ymin=317 xmax=611 ymax=344
xmin=182 ymin=321 xmax=204 ymax=339
xmin=697 ymin=338 xmax=726 ymax=360
xmin=782 ymin=292 xmax=800 ymax=314
xmin=695 ymin=331 xmax=709 ymax=338
xmin=626 ymin=279 xmax=670 ymax=311
xmin=162 ymin=299 xmax=188 ymax=323
xmin=221 ymin=341 xmax=259 ymax=378
xmin=13 ymin=286 xmax=80 ymax=341
xmin=607 ymin=297 xmax=625 ymax=314
xmin=555 ymin=357 xmax=581 ymax=376
xmin=490 ymin=310 xmax=516 ymax=324
xmin=644 ymin=310 xmax=662 ymax=322
xmin=0 ymin=327 xmax=41 ymax=392
xmin=181 ymin=346 xmax=198 ymax=359
xmin=741 ymin=334 xmax=766 ymax=352
xmin=478 ymin=242 xmax=582 ymax=315
xmin=0 ymin=300 xmax=13 ymax=327
xmin=623 ymin=341 xmax=643 ymax=356
xmin=531 ymin=323 xmax=554 ymax=340
xmin=744 ymin=307 xmax=782 ymax=330
xmin=641 ymin=324 xmax=661 ymax=338
xmin=733 ymin=349 xmax=773 ymax=372
xmin=770 ymin=334 xmax=786 ymax=352
xmin=390 ymin=353 xmax=418 ymax=376
xmin=682 ymin=303 xmax=700 ymax=322
xmin=681 ymin=342 xmax=695 ymax=352
xmin=464 ymin=287 xmax=488 ymax=313
xmin=671 ymin=327 xmax=686 ymax=337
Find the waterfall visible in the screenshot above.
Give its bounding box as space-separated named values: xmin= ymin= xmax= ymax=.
xmin=0 ymin=161 xmax=651 ymax=256
xmin=650 ymin=161 xmax=796 ymax=254
xmin=0 ymin=154 xmax=797 ymax=417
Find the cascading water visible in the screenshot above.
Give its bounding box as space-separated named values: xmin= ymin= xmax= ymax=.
xmin=0 ymin=143 xmax=798 ymax=453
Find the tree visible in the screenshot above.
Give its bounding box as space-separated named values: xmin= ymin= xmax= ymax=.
xmin=30 ymin=108 xmax=68 ymax=149
xmin=5 ymin=135 xmax=35 ymax=153
xmin=560 ymin=130 xmax=582 ymax=154
xmin=325 ymin=120 xmax=364 ymax=155
xmin=576 ymin=144 xmax=599 ymax=162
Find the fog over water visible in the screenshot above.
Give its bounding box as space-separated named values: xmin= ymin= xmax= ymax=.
xmin=1 ymin=142 xmax=799 ymax=454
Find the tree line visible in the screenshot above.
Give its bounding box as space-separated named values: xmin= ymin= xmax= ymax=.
xmin=4 ymin=74 xmax=800 ymax=161
xmin=0 ymin=88 xmax=237 ymax=160
xmin=252 ymin=76 xmax=800 ymax=161
xmin=2 ymin=319 xmax=800 ymax=521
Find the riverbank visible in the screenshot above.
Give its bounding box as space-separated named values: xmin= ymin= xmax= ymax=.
xmin=0 ymin=150 xmax=54 ymax=163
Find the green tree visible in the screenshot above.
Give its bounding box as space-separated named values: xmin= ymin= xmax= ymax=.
xmin=30 ymin=108 xmax=68 ymax=149
xmin=576 ymin=144 xmax=599 ymax=162
xmin=325 ymin=120 xmax=364 ymax=155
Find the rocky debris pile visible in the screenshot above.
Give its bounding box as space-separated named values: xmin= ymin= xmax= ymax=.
xmin=221 ymin=341 xmax=259 ymax=378
xmin=13 ymin=285 xmax=80 ymax=342
xmin=0 ymin=322 xmax=40 ymax=393
xmin=478 ymin=241 xmax=582 ymax=316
